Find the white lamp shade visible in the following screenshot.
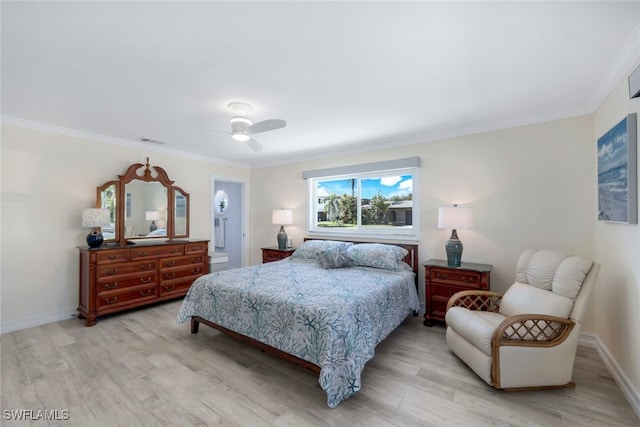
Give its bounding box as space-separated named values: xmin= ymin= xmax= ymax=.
xmin=82 ymin=208 xmax=111 ymax=228
xmin=438 ymin=206 xmax=473 ymax=229
xmin=272 ymin=209 xmax=293 ymax=225
xmin=146 ymin=211 xmax=161 ymax=221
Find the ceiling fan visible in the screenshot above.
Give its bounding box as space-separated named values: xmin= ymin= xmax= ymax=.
xmin=195 ymin=102 xmax=286 ymax=152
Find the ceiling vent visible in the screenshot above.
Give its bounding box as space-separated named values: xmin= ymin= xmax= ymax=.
xmin=137 ymin=136 xmax=167 ymax=145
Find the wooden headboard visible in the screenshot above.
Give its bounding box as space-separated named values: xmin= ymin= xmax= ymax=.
xmin=303 ymin=237 xmax=419 ymax=288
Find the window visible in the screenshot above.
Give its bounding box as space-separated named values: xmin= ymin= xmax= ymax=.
xmin=304 ymin=158 xmax=420 ymax=240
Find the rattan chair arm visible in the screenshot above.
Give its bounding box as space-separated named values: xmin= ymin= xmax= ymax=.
xmin=492 ymin=314 xmax=575 ymax=349
xmin=446 ymin=290 xmax=503 ymax=313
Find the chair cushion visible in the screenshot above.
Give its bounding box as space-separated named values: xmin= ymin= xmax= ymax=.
xmin=445 ymin=308 xmax=505 ymax=356
xmin=515 ymin=249 xmax=593 ymax=300
xmin=552 ymin=256 xmax=593 ymax=300
xmin=499 ymin=282 xmax=573 ymax=318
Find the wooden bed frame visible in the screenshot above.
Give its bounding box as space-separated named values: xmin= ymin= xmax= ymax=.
xmin=190 ymin=239 xmax=419 ymax=375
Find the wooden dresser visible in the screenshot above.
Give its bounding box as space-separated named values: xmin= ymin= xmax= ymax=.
xmin=261 ymin=246 xmax=296 ymax=263
xmin=78 ymin=240 xmax=209 ymax=326
xmin=423 ymin=259 xmax=492 ymax=326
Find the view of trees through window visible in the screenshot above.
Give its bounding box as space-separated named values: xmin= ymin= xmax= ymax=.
xmin=314 ymin=174 xmax=413 ymax=229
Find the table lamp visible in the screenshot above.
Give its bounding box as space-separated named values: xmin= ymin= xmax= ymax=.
xmin=272 ymin=209 xmax=293 ymax=250
xmin=438 ymin=204 xmax=473 ymax=267
xmin=82 ymin=208 xmax=111 ymax=248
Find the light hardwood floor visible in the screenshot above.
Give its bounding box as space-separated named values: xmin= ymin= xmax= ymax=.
xmin=1 ymin=300 xmax=638 ymax=427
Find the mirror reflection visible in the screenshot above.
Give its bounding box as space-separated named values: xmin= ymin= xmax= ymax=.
xmin=98 ymin=182 xmax=118 ymax=242
xmin=174 ymin=188 xmax=188 ymax=237
xmin=124 ymin=181 xmax=168 ymax=238
xmin=95 ymin=159 xmax=190 ymax=245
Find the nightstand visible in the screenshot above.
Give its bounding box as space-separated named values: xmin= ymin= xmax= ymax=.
xmin=423 ymin=259 xmax=492 ymax=326
xmin=261 ymin=247 xmax=296 ymax=263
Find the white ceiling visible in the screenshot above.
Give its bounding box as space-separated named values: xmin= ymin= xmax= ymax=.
xmin=2 ymin=1 xmax=640 ymax=169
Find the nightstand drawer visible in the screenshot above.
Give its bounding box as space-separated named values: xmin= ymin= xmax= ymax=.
xmin=261 ymin=247 xmax=296 ymax=263
xmin=423 ymin=260 xmax=492 ymax=326
xmin=430 ymin=268 xmax=482 ymax=288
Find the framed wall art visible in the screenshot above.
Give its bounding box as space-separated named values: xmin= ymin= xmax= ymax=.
xmin=597 ymin=113 xmax=637 ymax=224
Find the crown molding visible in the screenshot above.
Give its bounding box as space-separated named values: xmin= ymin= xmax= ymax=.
xmin=589 ymin=21 xmax=640 ymax=112
xmin=0 ymin=115 xmax=249 ymax=169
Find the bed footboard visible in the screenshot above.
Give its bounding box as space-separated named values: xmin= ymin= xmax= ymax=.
xmin=189 ymin=316 xmax=321 ymax=375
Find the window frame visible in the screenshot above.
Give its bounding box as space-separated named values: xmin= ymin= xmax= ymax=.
xmin=306 ymin=166 xmax=420 ymax=242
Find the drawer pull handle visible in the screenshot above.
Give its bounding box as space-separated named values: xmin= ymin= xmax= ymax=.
xmin=140 ymin=263 xmax=153 ymax=270
xmin=164 ymin=285 xmax=176 ymax=291
xmin=137 ymin=251 xmax=148 ymax=257
xmin=165 ymin=261 xmax=176 ymax=267
xmin=192 ymin=268 xmax=201 ymax=274
xmin=436 ymin=273 xmax=448 ymax=280
xmin=164 ymin=273 xmax=175 ymax=279
xmin=140 ymin=277 xmax=153 ymax=284
xmin=104 ymin=282 xmax=118 ymax=290
xmin=170 ymin=249 xmax=180 ymax=253
xmin=105 ymin=268 xmax=118 ymax=276
xmin=107 ymin=255 xmax=118 ymax=260
xmin=191 ymin=257 xmax=201 ymax=263
xmin=104 ymin=296 xmax=118 ymax=305
xmin=462 ymin=276 xmax=473 ymax=283
xmin=139 ymin=290 xmax=153 ymax=297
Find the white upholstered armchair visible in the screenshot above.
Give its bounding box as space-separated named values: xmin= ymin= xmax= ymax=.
xmin=445 ymin=249 xmax=600 ymax=390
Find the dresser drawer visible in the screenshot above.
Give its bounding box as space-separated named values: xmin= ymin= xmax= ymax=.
xmin=96 ymin=283 xmax=158 ymax=310
xmin=160 ymin=266 xmax=204 ymax=283
xmin=97 ymin=271 xmax=157 ymax=292
xmin=131 ymin=245 xmax=184 ymax=260
xmin=96 ymin=250 xmax=130 ymax=265
xmin=97 ymin=261 xmax=157 ymax=278
xmin=185 ymin=242 xmax=207 ymax=254
xmin=160 ymin=279 xmax=196 ymax=297
xmin=430 ymin=268 xmax=482 ymax=288
xmin=160 ymin=254 xmax=205 ymax=269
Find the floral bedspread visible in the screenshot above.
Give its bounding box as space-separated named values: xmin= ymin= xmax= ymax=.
xmin=177 ymin=257 xmax=419 ymax=407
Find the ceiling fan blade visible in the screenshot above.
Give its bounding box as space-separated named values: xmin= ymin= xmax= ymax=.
xmin=247 ymin=138 xmax=263 ymax=152
xmin=248 ymin=119 xmax=286 ymax=134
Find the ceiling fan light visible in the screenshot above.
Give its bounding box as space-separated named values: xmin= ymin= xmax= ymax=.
xmin=230 ymin=116 xmax=252 ymax=126
xmin=232 ymin=132 xmax=250 ymax=142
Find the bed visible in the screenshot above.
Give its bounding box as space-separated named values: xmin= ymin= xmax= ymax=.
xmin=177 ymin=239 xmax=420 ymax=407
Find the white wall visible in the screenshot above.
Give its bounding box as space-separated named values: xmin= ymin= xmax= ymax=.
xmin=249 ymin=115 xmax=596 ymax=310
xmin=593 ymin=61 xmax=640 ymax=407
xmin=0 ymin=124 xmax=249 ymax=332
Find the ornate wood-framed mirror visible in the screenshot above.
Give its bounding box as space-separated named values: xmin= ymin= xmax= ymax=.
xmin=95 ymin=158 xmax=190 ymax=245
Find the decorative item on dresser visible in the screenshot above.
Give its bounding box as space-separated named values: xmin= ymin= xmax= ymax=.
xmin=79 ymin=158 xmax=206 ymax=326
xmin=81 ymin=208 xmax=111 ymax=248
xmin=261 ymin=246 xmax=296 ymax=263
xmin=78 ymin=240 xmax=209 ymax=326
xmin=423 ymin=259 xmax=492 ymax=326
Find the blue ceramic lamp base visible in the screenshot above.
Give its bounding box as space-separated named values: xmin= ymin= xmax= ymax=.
xmin=86 ymin=229 xmax=104 ymax=248
xmin=445 ymin=229 xmax=463 ymax=267
xmin=277 ymin=226 xmax=288 ymax=250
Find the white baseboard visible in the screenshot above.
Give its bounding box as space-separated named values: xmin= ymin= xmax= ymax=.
xmin=580 ymin=332 xmax=640 ymax=419
xmin=0 ymin=309 xmax=78 ymax=334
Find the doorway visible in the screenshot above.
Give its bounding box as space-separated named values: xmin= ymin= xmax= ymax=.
xmin=211 ymin=178 xmax=245 ymax=269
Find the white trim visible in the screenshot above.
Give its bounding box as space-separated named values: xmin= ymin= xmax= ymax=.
xmin=1 ymin=115 xmax=249 ymax=169
xmin=0 ymin=309 xmax=78 ymax=334
xmin=302 ymin=157 xmax=420 ymax=179
xmin=589 ymin=21 xmax=640 ymax=111
xmin=580 ymin=332 xmax=640 ymax=419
